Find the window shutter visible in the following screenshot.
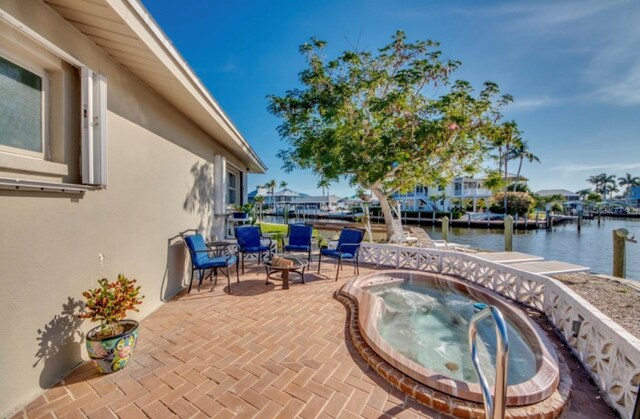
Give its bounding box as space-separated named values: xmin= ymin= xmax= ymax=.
xmin=81 ymin=68 xmax=107 ymax=186
xmin=213 ymin=155 xmax=226 ymax=214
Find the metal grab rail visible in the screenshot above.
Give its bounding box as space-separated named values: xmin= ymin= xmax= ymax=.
xmin=468 ymin=306 xmax=510 ymax=419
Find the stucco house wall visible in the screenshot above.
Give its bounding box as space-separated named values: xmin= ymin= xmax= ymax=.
xmin=0 ymin=1 xmax=262 ymax=415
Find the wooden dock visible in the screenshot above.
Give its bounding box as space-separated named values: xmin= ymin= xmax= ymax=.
xmin=475 ymin=251 xmax=589 ymax=276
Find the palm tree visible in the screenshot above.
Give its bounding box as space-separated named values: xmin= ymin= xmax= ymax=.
xmin=618 ymin=173 xmax=640 ymax=197
xmin=575 ymin=189 xmax=591 ymax=201
xmin=317 ymin=178 xmax=330 ymax=209
xmin=602 ymin=174 xmax=617 ymax=200
xmin=508 ymin=140 xmax=540 ymax=186
xmin=587 ymin=173 xmax=613 ymax=200
xmin=264 ymin=179 xmax=277 ymax=209
xmin=279 ymin=180 xmax=288 ymax=190
xmin=253 ymin=196 xmax=265 ymax=221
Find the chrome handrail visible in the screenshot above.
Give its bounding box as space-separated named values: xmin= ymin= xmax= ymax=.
xmin=468 ymin=305 xmax=509 ymax=419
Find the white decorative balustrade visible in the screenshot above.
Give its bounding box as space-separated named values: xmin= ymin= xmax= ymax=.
xmin=358 ymin=242 xmax=640 ymax=419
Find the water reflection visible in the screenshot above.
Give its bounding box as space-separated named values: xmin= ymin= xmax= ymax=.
xmin=425 ymin=218 xmax=640 ymax=280
xmin=261 ymin=216 xmax=639 ymax=279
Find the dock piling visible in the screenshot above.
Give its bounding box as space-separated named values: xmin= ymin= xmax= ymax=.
xmin=504 ymin=215 xmax=514 ymax=251
xmin=613 ymin=228 xmax=637 ymax=278
xmin=442 ymin=216 xmax=449 ymax=241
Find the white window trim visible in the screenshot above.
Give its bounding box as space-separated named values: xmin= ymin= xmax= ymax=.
xmin=0 ymin=11 xmax=107 ymax=189
xmin=226 ymin=168 xmax=240 ymax=208
xmin=0 ymin=47 xmax=49 ymax=159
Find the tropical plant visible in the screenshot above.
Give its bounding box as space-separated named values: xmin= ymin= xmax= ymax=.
xmin=79 ymin=275 xmax=144 ymax=339
xmin=576 ymin=188 xmax=592 ymax=200
xmin=264 ymin=179 xmax=277 ymax=209
xmin=268 ymin=31 xmax=511 ymax=240
xmin=317 ymin=178 xmax=331 ymax=208
xmin=618 ymin=173 xmax=640 ymax=197
xmin=252 ymin=195 xmax=266 ymax=222
xmin=483 ymin=169 xmax=505 ymax=193
xmin=508 ymin=140 xmax=540 ymax=187
xmin=279 ymin=180 xmax=288 ymax=190
xmin=489 ymin=192 xmax=533 ymax=216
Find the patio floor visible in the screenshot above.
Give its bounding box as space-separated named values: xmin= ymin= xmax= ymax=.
xmin=14 ymin=261 xmax=616 ymax=418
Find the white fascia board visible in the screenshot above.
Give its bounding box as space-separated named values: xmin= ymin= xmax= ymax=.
xmin=107 ymin=0 xmax=267 ymax=173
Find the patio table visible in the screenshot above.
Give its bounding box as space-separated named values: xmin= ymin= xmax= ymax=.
xmin=264 ymin=255 xmax=308 ymax=290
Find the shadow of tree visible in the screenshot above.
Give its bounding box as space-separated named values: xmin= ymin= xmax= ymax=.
xmin=34 ymin=297 xmax=85 ymax=388
xmin=183 ymin=161 xmax=214 ymax=235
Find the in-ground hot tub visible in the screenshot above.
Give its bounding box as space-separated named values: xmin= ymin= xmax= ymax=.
xmin=342 ymin=270 xmax=559 ymax=406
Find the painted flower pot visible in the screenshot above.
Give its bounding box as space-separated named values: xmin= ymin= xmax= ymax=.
xmin=85 ymin=319 xmax=139 ymax=374
xmin=233 ymin=212 xmax=248 ymax=219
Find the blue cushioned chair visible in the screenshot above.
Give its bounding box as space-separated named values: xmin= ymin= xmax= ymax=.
xmin=235 ymin=225 xmax=272 ymax=274
xmin=318 ymin=228 xmax=365 ymax=281
xmin=284 ymin=223 xmax=313 ymax=262
xmin=181 ymin=231 xmax=238 ymax=294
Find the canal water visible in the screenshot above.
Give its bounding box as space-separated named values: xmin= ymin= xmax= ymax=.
xmin=263 ymin=216 xmax=640 ymax=280
xmin=425 ymin=218 xmax=640 ymax=280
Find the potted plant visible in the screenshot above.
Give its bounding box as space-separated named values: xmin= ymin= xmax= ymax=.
xmin=79 ymin=274 xmax=144 ymax=374
xmin=232 ymin=204 xmax=248 ymax=219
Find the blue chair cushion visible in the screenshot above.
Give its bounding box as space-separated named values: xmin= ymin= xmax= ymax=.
xmin=184 ymin=234 xmax=209 ymax=266
xmin=321 ymin=249 xmax=354 ymax=259
xmin=337 ymin=228 xmax=365 ymax=255
xmin=198 ymin=255 xmax=237 ymax=269
xmin=284 ymin=244 xmax=310 ymax=252
xmin=240 ymin=245 xmax=270 ymax=253
xmin=235 ymin=226 xmax=262 ymax=248
xmin=288 ymin=224 xmax=313 ymax=247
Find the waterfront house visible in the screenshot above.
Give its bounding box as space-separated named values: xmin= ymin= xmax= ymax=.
xmin=393 ymin=174 xmax=526 ymax=212
xmin=0 ymin=0 xmax=265 ymax=415
xmin=291 ymin=194 xmax=340 ymax=210
xmin=248 ymin=186 xmax=302 ymax=205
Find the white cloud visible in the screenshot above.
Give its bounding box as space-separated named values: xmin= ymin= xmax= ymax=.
xmin=506 ymin=96 xmax=563 ymax=112
xmin=500 ymin=1 xmax=640 ymax=108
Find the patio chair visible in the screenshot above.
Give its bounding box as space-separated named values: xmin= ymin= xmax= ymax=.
xmin=234 ymin=225 xmax=272 ymax=274
xmin=318 ymin=227 xmax=365 ymax=281
xmin=180 ymin=231 xmax=239 ymax=294
xmin=283 ymin=223 xmax=313 ymax=262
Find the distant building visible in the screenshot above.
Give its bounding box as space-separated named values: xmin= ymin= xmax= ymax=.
xmin=535 ymin=189 xmax=580 ymax=201
xmin=627 ymin=186 xmax=640 ymax=205
xmin=291 ymin=195 xmax=340 ymax=209
xmin=248 ymin=187 xmax=302 ymax=205
xmin=393 ymin=174 xmax=526 ymax=212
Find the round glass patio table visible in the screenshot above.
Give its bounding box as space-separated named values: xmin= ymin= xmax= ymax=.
xmin=263 ymin=255 xmax=308 ymax=290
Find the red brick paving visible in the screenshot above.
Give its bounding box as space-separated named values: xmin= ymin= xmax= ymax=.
xmin=12 ymin=261 xmax=616 ymax=418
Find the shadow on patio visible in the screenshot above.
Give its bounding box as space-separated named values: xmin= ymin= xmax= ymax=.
xmin=14 ymin=261 xmax=615 ymax=418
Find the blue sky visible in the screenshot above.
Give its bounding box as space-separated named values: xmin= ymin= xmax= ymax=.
xmin=144 ymin=0 xmax=640 ymax=197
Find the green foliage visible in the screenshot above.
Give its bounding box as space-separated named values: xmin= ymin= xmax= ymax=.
xmin=267 ymin=31 xmax=511 ymax=237
xmin=489 ymin=192 xmax=534 ymax=216
xmin=79 ymin=275 xmax=144 ymax=338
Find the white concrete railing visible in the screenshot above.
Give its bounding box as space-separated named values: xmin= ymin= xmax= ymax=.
xmin=359 ymin=242 xmax=640 ymax=419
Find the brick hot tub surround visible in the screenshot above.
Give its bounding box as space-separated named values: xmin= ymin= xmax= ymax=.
xmin=337 ymin=270 xmax=571 ymax=418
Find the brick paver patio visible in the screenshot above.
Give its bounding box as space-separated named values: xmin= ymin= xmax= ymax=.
xmin=14 ymin=261 xmax=616 ymax=418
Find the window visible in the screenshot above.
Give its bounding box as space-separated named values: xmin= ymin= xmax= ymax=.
xmin=0 ymin=55 xmax=47 ymax=157
xmin=227 ymin=171 xmax=237 ymax=205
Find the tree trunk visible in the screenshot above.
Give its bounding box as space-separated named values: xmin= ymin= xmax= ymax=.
xmin=371 ymin=186 xmax=402 ymax=241
xmin=516 ymin=157 xmax=523 ymax=188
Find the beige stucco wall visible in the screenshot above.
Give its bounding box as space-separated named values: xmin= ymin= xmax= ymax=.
xmin=0 ymin=1 xmax=248 ymax=415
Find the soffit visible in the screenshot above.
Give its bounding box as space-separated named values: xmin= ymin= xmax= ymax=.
xmin=43 ymin=0 xmax=266 ymax=173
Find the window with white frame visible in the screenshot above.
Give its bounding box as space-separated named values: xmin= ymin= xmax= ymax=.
xmin=0 ymin=54 xmax=47 ymax=157
xmin=227 ymin=171 xmax=238 ymax=206
xmin=0 ymin=17 xmax=108 ymax=189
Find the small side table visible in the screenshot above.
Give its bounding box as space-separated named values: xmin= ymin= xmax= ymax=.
xmin=264 ymin=256 xmax=308 ymax=290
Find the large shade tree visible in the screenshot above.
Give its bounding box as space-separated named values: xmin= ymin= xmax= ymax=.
xmin=268 ymin=31 xmax=512 ymax=240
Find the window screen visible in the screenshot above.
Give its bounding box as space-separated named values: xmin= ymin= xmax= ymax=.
xmin=227 ymin=172 xmax=237 ymax=205
xmin=0 ymin=56 xmax=43 ymax=153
